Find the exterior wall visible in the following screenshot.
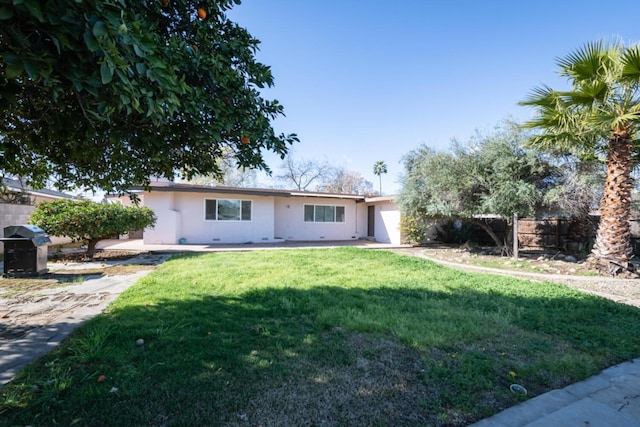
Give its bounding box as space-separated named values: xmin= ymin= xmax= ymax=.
xmin=376 ymin=200 xmax=402 ymax=245
xmin=142 ymin=192 xmax=180 ymax=244
xmin=358 ymin=201 xmax=402 ymax=245
xmin=274 ymin=197 xmax=360 ymax=241
xmin=0 ymin=203 xmax=71 ymax=253
xmin=142 ymin=191 xmax=277 ymax=244
xmin=139 ymin=188 xmax=403 ymax=245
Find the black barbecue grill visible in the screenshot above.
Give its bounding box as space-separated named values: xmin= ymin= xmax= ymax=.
xmin=1 ymin=224 xmax=51 ymax=277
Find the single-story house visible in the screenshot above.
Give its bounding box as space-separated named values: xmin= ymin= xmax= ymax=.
xmin=2 ymin=177 xmax=76 ymax=204
xmin=118 ymin=182 xmax=402 ymax=245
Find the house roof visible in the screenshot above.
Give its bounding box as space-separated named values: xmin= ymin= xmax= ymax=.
xmin=127 ymin=182 xmax=375 ymax=200
xmin=2 ymin=178 xmax=75 ymax=200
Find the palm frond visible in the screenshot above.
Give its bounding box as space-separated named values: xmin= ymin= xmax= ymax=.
xmin=621 ymin=45 xmax=640 ymax=81
xmin=557 ymin=80 xmax=609 ymax=106
xmin=557 ymin=40 xmax=620 ymax=82
xmin=519 ymin=85 xmax=563 ymax=108
xmin=601 ymin=110 xmax=640 ymax=131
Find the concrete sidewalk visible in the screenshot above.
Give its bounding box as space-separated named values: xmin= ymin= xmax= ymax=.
xmin=95 ymin=238 xmax=408 ymax=252
xmin=470 ymin=358 xmax=640 ymax=426
xmin=2 ymin=240 xmax=640 ymax=426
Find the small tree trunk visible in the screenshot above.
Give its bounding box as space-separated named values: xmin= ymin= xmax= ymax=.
xmin=588 ymin=132 xmax=636 ymax=276
xmin=467 ymin=218 xmax=507 ymax=254
xmin=86 ymin=239 xmax=100 ymax=259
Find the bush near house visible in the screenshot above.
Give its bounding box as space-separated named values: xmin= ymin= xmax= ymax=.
xmin=30 ymin=199 xmax=156 ymax=258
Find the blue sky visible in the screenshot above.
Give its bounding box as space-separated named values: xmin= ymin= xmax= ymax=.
xmin=228 ymin=1 xmax=640 ymax=194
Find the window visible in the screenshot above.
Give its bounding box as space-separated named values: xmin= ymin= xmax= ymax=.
xmin=204 ymin=199 xmax=252 ymax=221
xmin=304 ymin=205 xmax=345 ymax=222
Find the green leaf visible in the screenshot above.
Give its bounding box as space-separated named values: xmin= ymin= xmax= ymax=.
xmin=132 ymin=44 xmax=145 ymax=58
xmin=0 ymin=6 xmax=14 ymax=20
xmin=6 ymin=62 xmax=23 ymax=78
xmin=3 ymin=53 xmax=19 ymax=64
xmin=100 ymin=62 xmax=113 ymax=84
xmin=85 ymin=84 xmax=99 ymax=97
xmin=23 ymin=61 xmax=38 ymax=79
xmin=135 ymin=62 xmax=147 ymax=75
xmin=23 ymin=0 xmax=43 ymax=21
xmin=92 ymin=21 xmax=108 ymax=37
xmin=84 ymin=31 xmax=100 ymax=52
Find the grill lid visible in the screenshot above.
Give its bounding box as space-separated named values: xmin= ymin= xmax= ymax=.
xmin=2 ymin=224 xmax=51 ymax=245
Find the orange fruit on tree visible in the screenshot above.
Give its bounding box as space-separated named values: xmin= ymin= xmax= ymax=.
xmin=161 ymin=0 xmax=168 ymax=7
xmin=241 ymin=136 xmax=250 ymax=144
xmin=97 ymin=375 xmax=106 ymax=383
xmin=197 ymin=8 xmax=206 ymax=19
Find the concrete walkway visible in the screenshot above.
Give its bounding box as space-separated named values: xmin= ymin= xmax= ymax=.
xmin=1 ymin=240 xmax=640 ymax=426
xmin=470 ymin=358 xmax=640 ymax=426
xmin=0 ymin=264 xmax=167 ymax=386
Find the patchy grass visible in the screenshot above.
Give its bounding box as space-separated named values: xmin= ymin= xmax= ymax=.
xmin=1 ymin=248 xmax=640 ymax=426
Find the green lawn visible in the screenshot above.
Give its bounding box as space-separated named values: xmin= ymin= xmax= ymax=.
xmin=2 ymin=248 xmax=640 ymax=426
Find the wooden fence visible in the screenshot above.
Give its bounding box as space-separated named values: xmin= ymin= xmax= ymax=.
xmin=517 ymin=218 xmax=573 ymax=250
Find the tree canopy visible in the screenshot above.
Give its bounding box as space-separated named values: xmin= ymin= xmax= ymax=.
xmin=521 ymin=39 xmax=640 ymax=274
xmin=30 ymin=198 xmax=156 ymax=257
xmin=275 ymin=155 xmax=333 ymax=191
xmin=0 ymin=0 xmax=297 ymax=192
xmin=397 ymin=121 xmax=558 ymax=248
xmin=317 ymin=167 xmax=373 ymax=195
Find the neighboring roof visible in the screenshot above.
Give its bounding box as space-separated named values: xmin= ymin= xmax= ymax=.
xmin=2 ymin=178 xmax=75 ymax=200
xmin=127 ymin=182 xmax=378 ymax=201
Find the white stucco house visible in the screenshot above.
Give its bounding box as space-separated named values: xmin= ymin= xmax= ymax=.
xmin=119 ymin=182 xmax=402 ymax=245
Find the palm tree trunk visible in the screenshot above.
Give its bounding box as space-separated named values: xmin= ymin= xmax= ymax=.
xmin=588 ymin=132 xmax=636 ymax=275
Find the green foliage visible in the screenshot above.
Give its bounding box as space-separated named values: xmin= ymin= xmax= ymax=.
xmin=521 ymin=39 xmax=640 ymax=265
xmin=0 ymin=0 xmax=297 ymax=192
xmin=29 ymin=199 xmax=156 ymax=256
xmin=397 ymin=120 xmax=558 ymax=245
xmin=399 ymin=215 xmax=427 ymax=244
xmin=521 ymin=39 xmax=640 ymax=156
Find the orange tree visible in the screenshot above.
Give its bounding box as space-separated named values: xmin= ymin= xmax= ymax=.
xmin=30 ymin=199 xmax=156 ymax=257
xmin=0 ymin=0 xmax=297 ymax=192
xmin=521 ymin=40 xmax=640 ymax=274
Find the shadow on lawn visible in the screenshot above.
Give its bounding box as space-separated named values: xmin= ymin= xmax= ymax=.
xmin=3 ymin=279 xmax=640 ymax=427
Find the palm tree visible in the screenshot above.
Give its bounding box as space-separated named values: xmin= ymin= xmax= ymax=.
xmin=520 ymin=39 xmax=640 ymax=275
xmin=373 ymin=160 xmax=388 ymax=195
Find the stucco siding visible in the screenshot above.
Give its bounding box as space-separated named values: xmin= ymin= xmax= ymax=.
xmin=377 ymin=201 xmax=402 ymax=245
xmin=135 ymin=185 xmax=402 ymax=245
xmin=355 ymin=200 xmax=402 ymax=245
xmin=143 ymin=192 xmax=180 ymax=244
xmin=142 ymin=191 xmax=277 ymax=244
xmin=274 ymin=197 xmax=360 ymax=241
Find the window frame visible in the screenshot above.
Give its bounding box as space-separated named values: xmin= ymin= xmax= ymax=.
xmin=303 ymin=204 xmax=346 ymax=223
xmin=204 ymin=198 xmax=253 ymax=222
